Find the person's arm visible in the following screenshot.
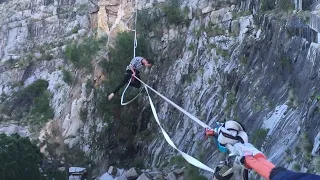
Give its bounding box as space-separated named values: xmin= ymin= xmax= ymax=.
xmin=129 ymin=65 xmax=136 ymax=77
xmin=269 ymin=167 xmax=320 ymax=180
xmin=244 ymin=155 xmax=275 ymax=180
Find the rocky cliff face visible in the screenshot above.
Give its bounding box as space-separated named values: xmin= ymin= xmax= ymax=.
xmin=0 ymin=0 xmax=141 ymax=174
xmin=1 ymin=0 xmax=320 ymax=179
xmin=138 ymin=0 xmax=320 ymax=178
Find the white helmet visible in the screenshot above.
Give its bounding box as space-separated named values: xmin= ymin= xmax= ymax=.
xmin=217 ymin=120 xmax=248 ymax=146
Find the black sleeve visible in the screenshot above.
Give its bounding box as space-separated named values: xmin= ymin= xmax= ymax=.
xmin=270 ymin=167 xmax=320 ymax=180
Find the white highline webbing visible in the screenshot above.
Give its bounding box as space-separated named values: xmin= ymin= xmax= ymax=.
xmin=120 ymin=77 xmax=238 ymax=173
xmin=119 ymin=0 xmax=238 ymax=173
xmin=144 ymin=85 xmax=215 ymax=173
xmin=133 ymin=76 xmax=211 ymax=129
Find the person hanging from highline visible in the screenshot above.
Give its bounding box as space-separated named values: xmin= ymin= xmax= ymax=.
xmin=207 ymin=120 xmax=320 ymax=180
xmin=108 ymin=56 xmax=153 ymax=100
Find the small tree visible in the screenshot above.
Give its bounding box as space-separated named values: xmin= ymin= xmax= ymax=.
xmin=0 ymin=133 xmax=43 ymax=180
xmin=161 ymin=0 xmax=184 ymax=24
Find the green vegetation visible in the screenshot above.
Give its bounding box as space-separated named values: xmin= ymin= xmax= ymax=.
xmin=252 ymin=128 xmax=269 ymax=148
xmin=185 ymin=164 xmax=207 ymax=180
xmin=62 ymin=68 xmax=73 ymax=85
xmin=260 ymin=0 xmax=276 ymax=12
xmin=287 ymin=89 xmax=298 ymax=108
xmin=285 ymin=156 xmax=293 ymax=163
xmin=4 ymin=79 xmax=54 ymax=124
xmin=169 ymin=155 xmax=207 ymax=180
xmin=137 ymin=9 xmax=153 ymax=32
xmin=226 ymin=92 xmax=236 ymax=110
xmin=240 ymin=56 xmax=248 ymax=65
xmin=94 ymin=31 xmax=154 ymax=167
xmin=188 ymin=43 xmax=196 ymax=51
xmin=0 ymin=133 xmax=43 ymax=180
xmin=300 ymin=133 xmax=313 ymax=157
xmin=193 ymin=25 xmax=207 ymax=38
xmin=161 ymin=0 xmax=184 ymax=24
xmin=135 ymin=129 xmax=156 ymax=142
xmin=260 ymin=0 xmax=294 ymax=13
xmin=207 ymin=43 xmax=217 ymax=51
xmin=182 ymin=74 xmax=194 ymax=84
xmin=42 ymin=53 xmax=54 ymax=61
xmin=224 ymin=92 xmax=236 ymax=118
xmin=293 ymin=162 xmax=301 ymax=171
xmin=131 ymin=157 xmax=145 ymax=168
xmin=169 ymin=155 xmax=185 ymax=167
xmin=277 ymin=0 xmax=295 ymax=11
xmin=71 ymin=25 xmax=80 ymax=34
xmin=254 ymin=101 xmax=263 ymax=112
xmin=85 ymin=79 xmax=94 ymax=96
xmin=232 ymin=11 xmax=251 ymax=19
xmin=294 ymin=146 xmax=300 ymax=155
xmin=136 ymin=9 xmax=163 ymax=33
xmin=204 ymin=25 xmax=225 ymax=37
xmin=79 ymin=107 xmax=88 ymax=122
xmin=313 ymin=157 xmax=320 ymax=172
xmin=280 ymin=57 xmax=291 ymax=68
xmin=65 ymin=36 xmax=106 ymax=69
xmin=216 ymin=48 xmax=229 ymax=58
xmin=100 ymin=32 xmax=148 ymax=83
xmin=297 ymin=11 xmax=311 ymax=24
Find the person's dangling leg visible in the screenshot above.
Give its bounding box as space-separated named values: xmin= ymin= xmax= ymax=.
xmin=108 ymin=70 xmax=132 ymax=100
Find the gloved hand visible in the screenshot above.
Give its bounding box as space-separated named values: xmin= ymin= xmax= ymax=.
xmin=233 ymin=143 xmax=263 ymax=157
xmin=205 ymin=128 xmax=215 ymax=138
xmin=232 ymin=142 xmax=265 ymax=169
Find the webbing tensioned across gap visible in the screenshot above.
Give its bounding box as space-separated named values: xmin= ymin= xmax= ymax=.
xmin=121 ymin=0 xmax=223 ymax=169
xmin=121 ymin=75 xmax=216 ymax=173
xmin=119 ymin=0 xmax=243 ymax=176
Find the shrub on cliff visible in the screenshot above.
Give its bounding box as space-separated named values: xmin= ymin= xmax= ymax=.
xmin=0 ymin=133 xmax=43 ymax=180
xmin=65 ymin=36 xmax=106 ymax=69
xmin=161 ymin=0 xmax=184 ymax=24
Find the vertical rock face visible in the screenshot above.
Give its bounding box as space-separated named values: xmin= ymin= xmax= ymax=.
xmin=0 ymin=0 xmax=136 ymax=61
xmin=0 ymin=0 xmax=138 ymax=166
xmin=0 ymin=0 xmax=135 ymax=135
xmin=0 ymin=0 xmax=90 ymax=61
xmin=96 ymin=0 xmax=135 ymax=37
xmin=135 ymin=0 xmax=320 ymax=178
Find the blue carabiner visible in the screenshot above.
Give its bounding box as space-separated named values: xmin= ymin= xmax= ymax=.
xmin=212 ymin=122 xmax=228 ymax=153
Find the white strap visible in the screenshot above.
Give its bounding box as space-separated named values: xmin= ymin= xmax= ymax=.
xmin=133 ymin=0 xmax=138 ymax=58
xmin=120 ymin=76 xmax=241 ymax=174
xmin=144 ymin=86 xmax=215 ymax=173
xmin=120 ymin=78 xmax=143 ymax=105
xmin=124 ymin=0 xmax=138 ymax=58
xmin=134 ymin=76 xmax=210 ymax=128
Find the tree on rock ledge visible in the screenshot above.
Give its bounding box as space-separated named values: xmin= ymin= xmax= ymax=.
xmin=0 ymin=133 xmax=43 ymax=180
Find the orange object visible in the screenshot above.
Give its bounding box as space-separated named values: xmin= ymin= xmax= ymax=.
xmin=205 ymin=128 xmax=215 ymax=136
xmin=245 ymin=154 xmax=275 ymax=180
